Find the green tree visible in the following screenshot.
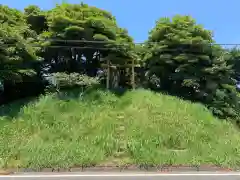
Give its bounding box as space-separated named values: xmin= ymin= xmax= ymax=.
xmin=0 ymin=5 xmax=44 ymax=103
xmin=228 ymin=47 xmax=240 ymax=83
xmin=0 ymin=5 xmax=38 ymax=83
xmin=24 ymin=5 xmax=48 ymax=35
xmin=144 ymin=15 xmax=239 ymax=118
xmin=38 ymin=3 xmax=134 ymax=77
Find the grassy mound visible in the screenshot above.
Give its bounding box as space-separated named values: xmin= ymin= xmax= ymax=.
xmin=0 ymin=88 xmax=240 ymax=168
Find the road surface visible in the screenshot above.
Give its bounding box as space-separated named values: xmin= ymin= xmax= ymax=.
xmin=0 ymin=172 xmax=240 ymax=180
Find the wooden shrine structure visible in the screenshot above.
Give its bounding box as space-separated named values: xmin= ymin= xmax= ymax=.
xmin=100 ymin=56 xmax=140 ymax=90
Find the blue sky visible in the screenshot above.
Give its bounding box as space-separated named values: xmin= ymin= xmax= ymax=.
xmin=1 ymin=0 xmax=239 ymax=45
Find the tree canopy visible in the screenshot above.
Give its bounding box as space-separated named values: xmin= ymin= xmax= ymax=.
xmin=0 ymin=5 xmax=38 ymax=83
xmin=144 ymin=15 xmax=239 ymax=118
xmin=0 ymin=4 xmax=240 ymax=121
xmin=33 ymin=3 xmax=135 ymax=76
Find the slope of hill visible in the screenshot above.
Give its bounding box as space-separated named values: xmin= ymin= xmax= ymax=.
xmin=0 ymin=88 xmax=240 ymax=168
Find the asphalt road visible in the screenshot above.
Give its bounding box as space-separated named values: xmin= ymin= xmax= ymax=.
xmin=1 ymin=172 xmax=240 ymax=180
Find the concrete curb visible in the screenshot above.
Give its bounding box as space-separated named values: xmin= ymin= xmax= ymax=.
xmin=0 ymin=170 xmax=12 ymax=175
xmin=1 ymin=165 xmax=238 ymax=174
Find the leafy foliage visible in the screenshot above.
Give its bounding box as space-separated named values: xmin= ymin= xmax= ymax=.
xmin=144 ymin=15 xmax=240 ymax=118
xmin=1 ymin=4 xmax=240 ymax=121
xmin=38 ymin=3 xmax=134 ymax=76
xmin=228 ymin=47 xmax=240 ymax=83
xmin=51 ymin=72 xmax=99 ymax=90
xmin=0 ymin=5 xmax=37 ymax=82
xmin=0 ymin=5 xmax=45 ymax=104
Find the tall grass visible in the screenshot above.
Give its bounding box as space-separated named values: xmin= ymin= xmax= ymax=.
xmin=1 ymin=88 xmax=240 ymax=168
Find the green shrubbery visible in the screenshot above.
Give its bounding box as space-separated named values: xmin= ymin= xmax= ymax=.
xmin=51 ymin=72 xmax=100 ymax=90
